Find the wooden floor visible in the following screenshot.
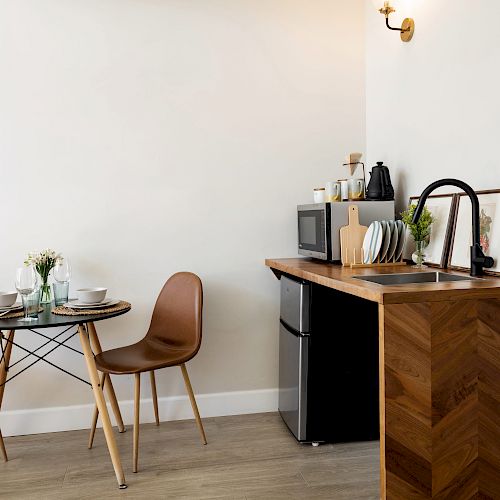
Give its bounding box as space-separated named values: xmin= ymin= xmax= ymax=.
xmin=0 ymin=413 xmax=379 ymax=499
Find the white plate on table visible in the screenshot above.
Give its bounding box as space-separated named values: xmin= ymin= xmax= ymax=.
xmin=64 ymin=299 xmax=120 ymax=309
xmin=0 ymin=302 xmax=23 ymax=312
xmin=362 ymin=221 xmax=383 ymax=264
xmin=67 ymin=297 xmax=114 ymax=307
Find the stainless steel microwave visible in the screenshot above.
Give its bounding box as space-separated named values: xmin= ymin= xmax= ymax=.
xmin=298 ymin=201 xmax=395 ymax=261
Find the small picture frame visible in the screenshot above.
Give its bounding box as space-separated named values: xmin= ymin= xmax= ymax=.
xmin=448 ymin=189 xmax=500 ymax=276
xmin=404 ymin=193 xmax=458 ymax=268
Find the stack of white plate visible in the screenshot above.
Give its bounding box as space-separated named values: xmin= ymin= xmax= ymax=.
xmin=362 ymin=220 xmax=406 ymax=264
xmin=0 ymin=302 xmax=23 ymax=314
xmin=64 ymin=298 xmax=120 ymax=310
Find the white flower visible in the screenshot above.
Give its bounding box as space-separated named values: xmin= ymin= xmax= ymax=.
xmin=24 ymin=249 xmax=64 ymax=278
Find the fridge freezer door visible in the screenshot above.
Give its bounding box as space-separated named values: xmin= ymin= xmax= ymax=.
xmin=279 ymin=275 xmax=310 ymax=334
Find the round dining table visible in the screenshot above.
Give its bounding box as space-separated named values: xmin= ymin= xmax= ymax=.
xmin=0 ymin=302 xmax=131 ymax=488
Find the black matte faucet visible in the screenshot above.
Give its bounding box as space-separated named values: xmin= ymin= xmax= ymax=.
xmin=412 ymin=179 xmax=494 ymax=277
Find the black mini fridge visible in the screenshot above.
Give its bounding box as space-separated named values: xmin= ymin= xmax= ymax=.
xmin=278 ymin=274 xmax=379 ymax=444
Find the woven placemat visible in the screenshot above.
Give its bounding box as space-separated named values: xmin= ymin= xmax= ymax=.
xmin=52 ymin=301 xmax=131 ymax=316
xmin=0 ymin=307 xmax=43 ymax=319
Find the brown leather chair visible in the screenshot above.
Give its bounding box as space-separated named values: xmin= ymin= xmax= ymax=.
xmin=90 ymin=272 xmax=207 ymax=472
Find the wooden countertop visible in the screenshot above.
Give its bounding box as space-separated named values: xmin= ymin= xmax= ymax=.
xmin=265 ymin=258 xmax=500 ymax=304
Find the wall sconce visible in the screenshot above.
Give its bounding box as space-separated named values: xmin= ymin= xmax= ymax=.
xmin=372 ymin=1 xmax=415 ymax=42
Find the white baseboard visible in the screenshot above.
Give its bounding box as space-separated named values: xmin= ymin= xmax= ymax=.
xmin=0 ymin=388 xmax=279 ymax=437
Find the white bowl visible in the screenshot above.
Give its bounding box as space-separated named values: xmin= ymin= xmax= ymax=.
xmin=0 ymin=291 xmax=18 ymax=307
xmin=76 ymin=288 xmax=107 ymax=304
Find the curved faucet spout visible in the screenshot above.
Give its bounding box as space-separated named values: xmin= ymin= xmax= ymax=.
xmin=412 ymin=178 xmax=494 ymax=276
xmin=412 ymin=178 xmax=480 ymax=244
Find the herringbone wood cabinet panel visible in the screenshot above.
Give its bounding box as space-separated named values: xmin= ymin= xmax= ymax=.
xmin=381 ymin=299 xmax=500 ymax=499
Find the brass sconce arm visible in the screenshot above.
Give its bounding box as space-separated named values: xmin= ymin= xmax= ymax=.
xmin=385 ymin=16 xmax=409 ymax=33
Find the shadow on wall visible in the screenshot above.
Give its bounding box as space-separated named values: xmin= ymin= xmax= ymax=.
xmin=395 ymin=167 xmax=409 ymax=217
xmin=203 ymin=275 xmax=278 ymax=336
xmin=395 ymin=168 xmax=418 ymax=259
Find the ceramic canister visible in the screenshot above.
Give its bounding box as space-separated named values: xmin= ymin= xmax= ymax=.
xmin=313 ymin=188 xmax=326 ymax=203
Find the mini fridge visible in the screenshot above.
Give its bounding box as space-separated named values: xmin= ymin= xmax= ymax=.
xmin=278 ymin=274 xmax=380 ymax=444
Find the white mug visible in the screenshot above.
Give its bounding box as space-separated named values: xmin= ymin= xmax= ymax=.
xmin=348 ymin=178 xmax=365 ymax=201
xmin=326 ymin=182 xmax=342 ymax=202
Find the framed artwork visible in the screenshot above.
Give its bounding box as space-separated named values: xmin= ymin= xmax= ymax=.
xmin=403 ymin=193 xmax=458 ymax=268
xmin=449 ymin=190 xmax=500 ymax=276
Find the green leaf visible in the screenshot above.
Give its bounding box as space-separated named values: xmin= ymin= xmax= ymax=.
xmin=401 ymin=204 xmax=435 ymax=242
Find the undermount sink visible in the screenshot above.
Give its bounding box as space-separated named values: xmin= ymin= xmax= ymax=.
xmin=353 ymin=271 xmax=476 ymax=286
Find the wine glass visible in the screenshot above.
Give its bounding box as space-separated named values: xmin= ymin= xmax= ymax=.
xmin=15 ymin=266 xmax=39 ymax=322
xmin=54 ymin=258 xmax=71 ymax=283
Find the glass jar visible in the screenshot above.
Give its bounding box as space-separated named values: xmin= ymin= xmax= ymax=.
xmin=412 ymin=240 xmax=427 ymax=268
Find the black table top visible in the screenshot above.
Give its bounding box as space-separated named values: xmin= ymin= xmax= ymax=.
xmin=0 ymin=303 xmax=130 ymax=331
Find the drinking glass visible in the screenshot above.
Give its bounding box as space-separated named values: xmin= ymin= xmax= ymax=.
xmin=23 ymin=290 xmax=41 ymax=318
xmin=54 ymin=258 xmax=71 ymax=283
xmin=52 ymin=282 xmax=69 ymax=306
xmin=15 ymin=266 xmax=39 ymax=322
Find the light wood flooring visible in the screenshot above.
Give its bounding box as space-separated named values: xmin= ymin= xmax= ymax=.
xmin=0 ymin=413 xmax=379 ymax=499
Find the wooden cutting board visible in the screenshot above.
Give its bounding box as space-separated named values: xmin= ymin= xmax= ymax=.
xmin=340 ymin=205 xmax=368 ymax=266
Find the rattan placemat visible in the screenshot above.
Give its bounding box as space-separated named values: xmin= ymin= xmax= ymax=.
xmin=0 ymin=307 xmax=43 ymax=319
xmin=52 ymin=301 xmax=131 ymax=316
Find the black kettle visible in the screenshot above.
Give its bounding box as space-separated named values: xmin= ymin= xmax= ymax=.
xmin=366 ymin=162 xmax=395 ymax=201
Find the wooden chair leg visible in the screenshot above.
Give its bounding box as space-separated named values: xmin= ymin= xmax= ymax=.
xmin=150 ymin=371 xmax=160 ymax=426
xmin=133 ymin=373 xmax=140 ymax=473
xmin=180 ymin=364 xmax=207 ymax=445
xmin=88 ymin=372 xmax=107 ymax=449
xmin=0 ymin=429 xmax=7 ymax=462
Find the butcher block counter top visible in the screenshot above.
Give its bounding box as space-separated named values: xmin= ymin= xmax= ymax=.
xmin=266 ymin=257 xmax=500 ymax=499
xmin=265 ymin=258 xmax=500 ymax=304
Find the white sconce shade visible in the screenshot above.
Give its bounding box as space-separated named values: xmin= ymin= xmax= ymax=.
xmin=371 ymin=0 xmax=402 ymax=10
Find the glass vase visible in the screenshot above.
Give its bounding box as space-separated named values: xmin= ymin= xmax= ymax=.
xmin=40 ymin=280 xmax=52 ymax=304
xmin=412 ymin=240 xmax=427 ymax=269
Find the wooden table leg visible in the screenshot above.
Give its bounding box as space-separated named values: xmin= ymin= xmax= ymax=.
xmin=78 ymin=325 xmax=126 ymax=489
xmin=87 ymin=322 xmax=125 ymax=433
xmin=0 ymin=330 xmax=15 ymax=462
xmin=88 ymin=372 xmax=107 ymax=449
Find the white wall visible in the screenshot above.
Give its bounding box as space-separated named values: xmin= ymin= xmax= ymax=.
xmin=366 ymin=0 xmax=500 ymax=214
xmin=0 ymin=0 xmax=365 ymax=435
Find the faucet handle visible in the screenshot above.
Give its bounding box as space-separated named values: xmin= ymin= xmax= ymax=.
xmin=483 ymin=255 xmax=495 ymax=268
xmin=470 ymin=243 xmax=495 ymax=276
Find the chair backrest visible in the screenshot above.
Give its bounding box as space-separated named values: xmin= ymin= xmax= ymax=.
xmin=145 ymin=272 xmax=203 ymax=353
